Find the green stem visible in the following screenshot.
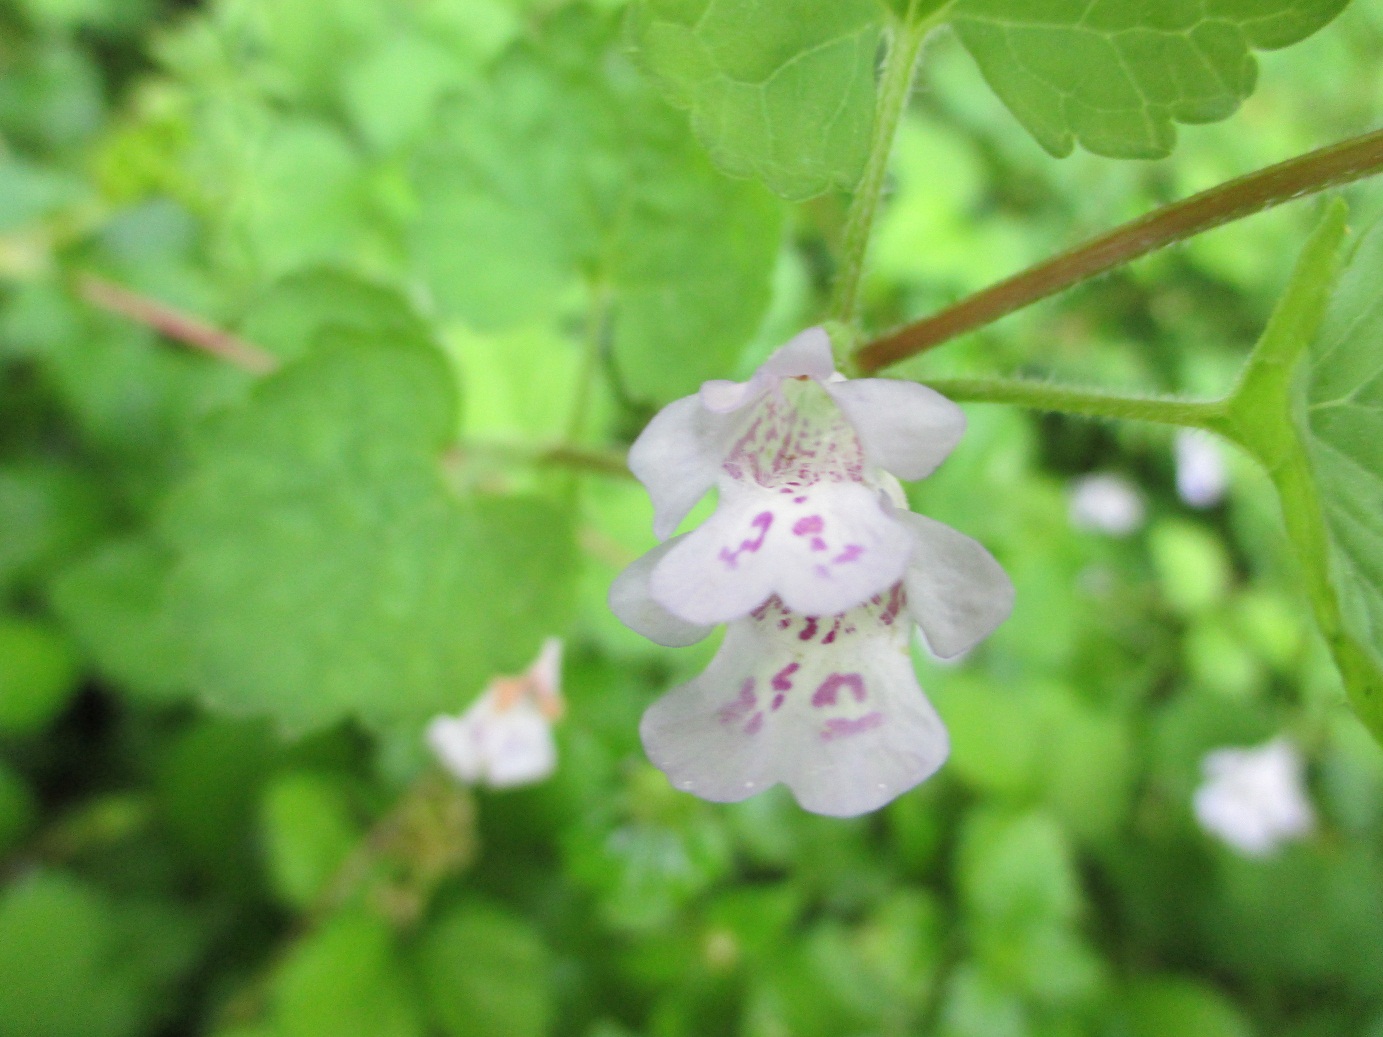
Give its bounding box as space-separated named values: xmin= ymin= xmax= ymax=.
xmin=567 ymin=284 xmax=609 ymax=445
xmin=828 ymin=4 xmax=937 ymax=330
xmin=857 ymin=126 xmax=1383 ymax=372
xmin=926 ymin=376 xmax=1230 ymax=429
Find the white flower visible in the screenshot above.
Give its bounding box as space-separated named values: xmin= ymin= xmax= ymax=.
xmin=1193 ymin=737 xmax=1315 ymax=857
xmin=1175 ymin=430 xmax=1228 ymax=509
xmin=426 ymin=638 xmax=564 ymax=789
xmin=1068 ymin=473 xmax=1145 ymax=536
xmin=626 ymin=327 xmax=967 ymax=624
xmin=611 ymin=329 xmax=1013 ymax=815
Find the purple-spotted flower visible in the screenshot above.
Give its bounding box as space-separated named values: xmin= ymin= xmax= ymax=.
xmin=626 ymin=327 xmax=968 ymax=623
xmin=611 ymin=328 xmax=1013 ymax=816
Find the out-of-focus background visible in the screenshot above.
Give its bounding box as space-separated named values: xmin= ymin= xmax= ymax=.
xmin=2 ymin=0 xmax=1383 ymax=1035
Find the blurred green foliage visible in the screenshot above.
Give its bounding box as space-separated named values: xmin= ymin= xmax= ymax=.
xmin=2 ymin=0 xmax=1383 ymax=1035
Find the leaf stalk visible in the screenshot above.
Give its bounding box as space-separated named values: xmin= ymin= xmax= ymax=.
xmin=857 ymin=126 xmax=1383 ymax=372
xmin=828 ymin=2 xmax=941 ymax=333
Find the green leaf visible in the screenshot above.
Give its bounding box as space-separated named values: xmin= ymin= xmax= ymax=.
xmin=260 ymin=772 xmax=362 ymax=910
xmin=417 ymin=903 xmax=552 ymax=1037
xmin=237 ymin=268 xmax=437 ymax=367
xmin=1295 ymin=213 xmax=1383 ymax=739
xmin=1149 ymin=519 xmax=1232 ymax=617
xmin=240 ymin=119 xmax=371 ymax=277
xmin=341 ymin=32 xmax=476 ymax=154
xmin=157 ymin=718 xmax=280 ymax=889
xmin=162 ymin=335 xmax=576 ymax=733
xmin=949 ymin=0 xmax=1350 ymax=159
xmin=0 ymin=461 xmax=108 ymax=591
xmin=0 ymin=873 xmax=195 ymax=1037
xmin=50 ymin=537 xmax=192 ymax=704
xmin=1218 ymin=202 xmax=1383 ymax=741
xmin=956 ymin=809 xmax=1081 ymax=930
xmin=1121 ymin=977 xmax=1253 ymax=1037
xmin=931 ymin=675 xmax=1042 ymax=798
xmin=0 ymin=763 xmax=35 ymax=855
xmin=626 ymin=0 xmax=882 ymax=200
xmin=409 ymin=12 xmax=783 ymax=402
xmin=269 ymin=911 xmax=423 ymax=1037
xmin=0 ymin=617 xmax=81 ymax=736
xmin=605 ymin=116 xmax=785 ymax=401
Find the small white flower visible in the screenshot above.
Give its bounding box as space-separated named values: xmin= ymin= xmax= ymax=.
xmin=626 ymin=327 xmax=967 ymax=624
xmin=1175 ymin=430 xmax=1228 ymax=509
xmin=1068 ymin=473 xmax=1145 ymax=536
xmin=612 ymin=327 xmax=1013 ymax=815
xmin=426 ymin=638 xmax=564 ymax=789
xmin=1193 ymin=737 xmax=1315 ymax=857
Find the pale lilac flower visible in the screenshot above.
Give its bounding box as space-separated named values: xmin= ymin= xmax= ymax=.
xmin=1193 ymin=737 xmax=1315 ymax=857
xmin=1175 ymin=430 xmax=1228 ymax=508
xmin=612 ymin=330 xmax=1012 ymax=815
xmin=426 ymin=638 xmax=564 ymax=789
xmin=1068 ymin=473 xmax=1145 ymax=536
xmin=621 ymin=515 xmax=1010 ymax=816
xmin=626 ymin=327 xmax=967 ymax=624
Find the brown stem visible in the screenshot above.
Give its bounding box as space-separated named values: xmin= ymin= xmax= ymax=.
xmin=76 ymin=273 xmax=280 ymax=374
xmin=856 ymin=126 xmax=1383 ymax=373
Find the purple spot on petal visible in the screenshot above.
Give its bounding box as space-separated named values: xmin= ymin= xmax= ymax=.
xmin=771 ymin=662 xmax=799 ymax=690
xmin=881 ymin=584 xmax=906 ymax=625
xmin=745 ymin=711 xmax=764 ymax=736
xmin=833 ymin=544 xmax=864 ymax=565
xmin=812 ymin=673 xmax=865 ymax=708
xmin=793 ymin=496 xmax=808 ymax=504
xmin=799 ymin=617 xmax=819 ymax=642
xmin=821 ymin=712 xmax=884 ymax=741
xmin=810 ymin=537 xmax=827 ymax=552
xmin=720 ymin=512 xmax=775 ymax=569
xmin=771 ymin=693 xmax=785 ymax=711
xmin=792 ymin=515 xmax=824 ymax=536
xmin=718 ymin=679 xmax=758 ymax=725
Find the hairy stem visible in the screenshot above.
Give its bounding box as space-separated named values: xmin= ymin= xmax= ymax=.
xmin=857 ymin=126 xmax=1383 ymax=372
xmin=925 ymin=376 xmax=1230 ymax=429
xmin=77 ymin=273 xmax=280 ymax=374
xmin=828 ymin=3 xmax=937 ymax=328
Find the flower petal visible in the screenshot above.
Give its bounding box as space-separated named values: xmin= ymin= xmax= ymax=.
xmin=527 ymin=637 xmax=563 ymax=693
xmin=427 ymin=713 xmax=483 ymax=783
xmin=759 ymin=326 xmax=836 ymax=383
xmin=640 ymin=599 xmax=948 ymax=817
xmin=699 ymin=327 xmax=837 ymax=414
xmin=628 ymin=395 xmax=740 ymax=539
xmin=896 ymin=511 xmax=1013 ymax=658
xmin=609 ymin=538 xmax=715 ymax=647
xmin=825 ymin=379 xmax=965 ymax=480
xmin=649 ymin=482 xmax=914 ymax=623
xmin=480 ymin=703 xmax=558 ymax=788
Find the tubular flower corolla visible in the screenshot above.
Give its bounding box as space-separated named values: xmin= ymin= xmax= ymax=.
xmin=610 ymin=328 xmax=1013 ymax=816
